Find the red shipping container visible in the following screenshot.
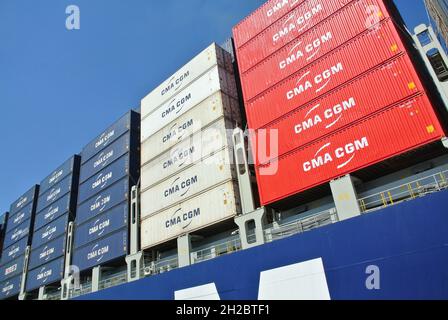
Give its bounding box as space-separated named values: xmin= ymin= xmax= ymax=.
xmin=246 ymin=18 xmax=405 ymax=130
xmin=233 ymin=0 xmax=307 ymax=49
xmin=240 ymin=0 xmax=389 ymax=101
xmin=235 ymin=0 xmax=367 ymax=74
xmin=253 ymin=54 xmax=423 ymax=165
xmin=255 ymin=94 xmax=445 ymax=205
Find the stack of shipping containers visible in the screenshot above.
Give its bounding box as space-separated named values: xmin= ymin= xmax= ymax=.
xmin=233 ymin=0 xmax=446 ymax=205
xmin=0 ymin=213 xmax=7 ymax=261
xmin=72 ymin=111 xmax=140 ymax=274
xmin=25 ymin=156 xmax=81 ymax=294
xmin=0 ymin=186 xmax=39 ymax=299
xmin=140 ymin=43 xmax=242 ymax=249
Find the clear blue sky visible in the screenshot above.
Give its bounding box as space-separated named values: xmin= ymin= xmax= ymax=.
xmin=0 ymin=0 xmax=430 ymax=215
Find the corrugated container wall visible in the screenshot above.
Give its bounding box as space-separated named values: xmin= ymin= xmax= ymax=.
xmin=140 ymin=43 xmax=242 ymax=250
xmin=0 ymin=185 xmax=39 ymax=300
xmin=233 ymin=0 xmax=447 ymax=205
xmin=72 ymin=111 xmax=140 ymax=273
xmin=25 ymin=155 xmax=81 ymax=292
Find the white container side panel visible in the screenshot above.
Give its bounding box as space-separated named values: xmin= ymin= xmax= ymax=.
xmin=141 ymin=181 xmax=241 ymax=249
xmin=141 ymin=119 xmax=237 ymax=190
xmin=141 ymin=43 xmax=234 ymax=119
xmin=141 ymin=91 xmax=242 ymax=165
xmin=141 ymin=148 xmax=236 ymax=219
xmin=141 ymin=65 xmax=238 ymax=140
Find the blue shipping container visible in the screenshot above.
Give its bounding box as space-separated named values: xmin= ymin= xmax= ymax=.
xmin=26 ymin=257 xmax=64 ymax=292
xmin=78 ymin=155 xmax=130 ymax=205
xmin=0 ymin=237 xmax=28 ymax=265
xmin=76 ymin=178 xmax=129 ymax=225
xmin=28 ymin=235 xmax=66 ymax=271
xmin=32 ymin=213 xmax=69 ymax=249
xmin=0 ymin=256 xmax=24 ymax=283
xmin=80 ymin=134 xmax=131 ymax=183
xmin=74 ymin=203 xmax=128 ymax=249
xmin=36 ymin=174 xmax=74 ymax=213
xmin=34 ymin=194 xmax=71 ymax=231
xmin=5 ymin=202 xmax=33 ymax=233
xmin=3 ymin=219 xmax=32 ymax=250
xmin=0 ymin=275 xmax=21 ymax=300
xmin=81 ymin=112 xmax=133 ymax=165
xmin=39 ymin=157 xmax=76 ymax=195
xmin=9 ymin=185 xmax=38 ymax=216
xmin=72 ymin=230 xmax=127 ymax=272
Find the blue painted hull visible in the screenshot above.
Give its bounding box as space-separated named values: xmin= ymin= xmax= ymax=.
xmin=79 ymin=190 xmax=448 ymax=300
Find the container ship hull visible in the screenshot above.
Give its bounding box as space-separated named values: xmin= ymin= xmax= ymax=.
xmin=77 ymin=189 xmax=448 ymax=300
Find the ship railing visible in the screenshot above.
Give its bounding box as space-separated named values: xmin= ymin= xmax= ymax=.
xmin=45 ymin=290 xmax=62 ymax=300
xmin=191 ymin=236 xmax=242 ymax=264
xmin=70 ymin=281 xmax=92 ymax=299
xmin=99 ymin=270 xmax=128 ymax=290
xmin=264 ymin=208 xmax=339 ymax=243
xmin=358 ymin=170 xmax=448 ymax=213
xmin=143 ymin=256 xmax=179 ymax=276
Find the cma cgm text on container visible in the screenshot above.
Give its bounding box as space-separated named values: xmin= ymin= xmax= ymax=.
xmin=244 ymin=18 xmax=406 ymax=131
xmin=140 ymin=43 xmax=234 ymax=120
xmin=239 ymin=0 xmax=391 ymax=101
xmin=26 ymin=155 xmax=80 ymax=292
xmin=73 ymin=111 xmax=139 ymax=273
xmin=256 ymin=95 xmax=445 ymax=204
xmin=252 ymin=54 xmax=424 ymax=164
xmin=0 ymin=185 xmax=39 ymax=299
xmin=233 ymin=0 xmax=446 ymax=206
xmin=140 ymin=43 xmax=241 ymax=249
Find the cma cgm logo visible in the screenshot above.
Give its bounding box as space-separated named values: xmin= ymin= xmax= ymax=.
xmin=164 ymin=146 xmax=195 ymax=170
xmin=162 ymin=71 xmax=190 ymax=96
xmin=45 ymin=206 xmax=59 ymax=220
xmin=280 ymin=32 xmax=332 ymax=70
xmin=12 ymin=228 xmax=27 ymax=241
xmin=273 ymin=4 xmax=323 ymax=43
xmin=92 ymin=171 xmax=113 ymax=190
xmin=161 ymin=93 xmax=192 ymax=119
xmin=42 ymin=225 xmax=57 ymax=241
xmin=89 ymin=218 xmax=110 ymax=237
xmin=95 ymin=130 xmax=115 ymax=149
xmin=88 ymin=244 xmax=109 ymax=263
xmin=163 ymin=119 xmax=194 ymax=144
xmin=164 ymin=176 xmax=198 ymax=198
xmin=295 ymin=97 xmax=356 ymax=135
xmin=49 ymin=169 xmax=63 ymax=185
xmin=16 ymin=196 xmax=28 ymax=209
xmin=90 ymin=194 xmax=111 ymax=213
xmin=37 ymin=267 xmax=52 ymax=283
xmin=287 ymin=62 xmax=343 ymax=100
xmin=47 ymin=187 xmax=61 ymax=202
xmin=39 ymin=245 xmax=55 ymax=261
xmin=94 ymin=150 xmax=114 ymax=169
xmin=2 ymin=282 xmax=14 ymax=294
xmin=13 ymin=212 xmax=25 ymax=224
xmin=166 ymin=207 xmax=200 ymax=230
xmin=266 ymin=0 xmax=300 ymax=17
xmin=7 ymin=246 xmax=20 ymax=258
xmin=303 ymin=137 xmax=369 ymax=173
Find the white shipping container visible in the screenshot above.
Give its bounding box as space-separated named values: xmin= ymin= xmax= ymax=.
xmin=141 ymin=148 xmax=236 ymax=219
xmin=141 ymin=43 xmax=234 ymax=120
xmin=141 ymin=65 xmax=237 ymax=140
xmin=141 ymin=118 xmax=237 ymax=190
xmin=141 ymin=91 xmax=241 ymax=165
xmin=141 ymin=181 xmax=240 ymax=249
